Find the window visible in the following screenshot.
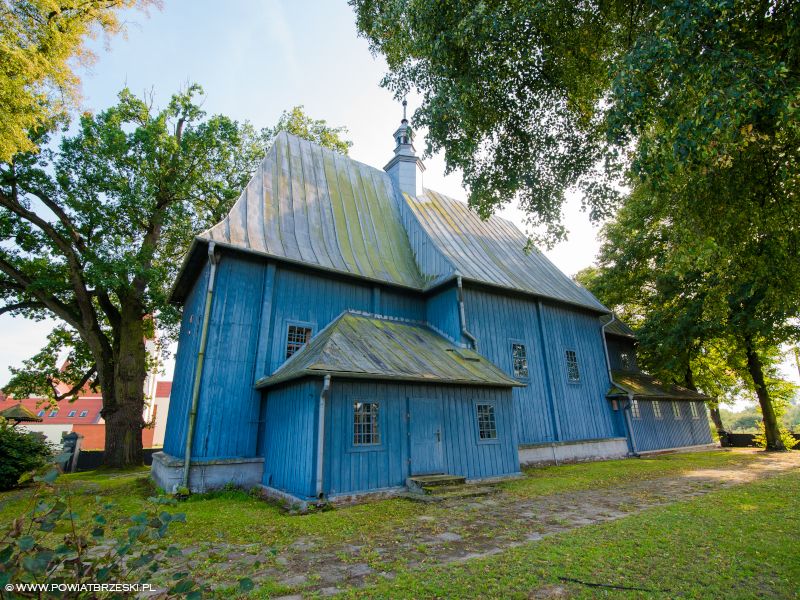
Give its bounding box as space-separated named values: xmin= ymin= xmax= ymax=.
xmin=37 ymin=410 xmax=45 ymax=418
xmin=79 ymin=410 xmax=89 ymax=418
xmin=630 ymin=399 xmax=641 ymax=419
xmin=511 ymin=342 xmax=528 ymax=378
xmin=286 ymin=325 xmax=313 ymax=359
xmin=672 ymin=401 xmax=682 ymax=419
xmin=477 ymin=404 xmax=498 ymax=440
xmin=690 ymin=402 xmax=699 ymax=419
xmin=67 ymin=410 xmax=77 ymax=418
xmin=353 ymin=402 xmax=380 ymax=445
xmin=48 ymin=410 xmax=58 ymax=418
xmin=621 ymin=352 xmax=630 ymax=370
xmin=653 ymin=401 xmax=662 ymax=419
xmin=565 ymin=349 xmax=580 ymax=382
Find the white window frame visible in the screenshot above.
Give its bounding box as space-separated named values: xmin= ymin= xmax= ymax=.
xmin=653 ymin=401 xmax=662 ymax=419
xmin=48 ymin=410 xmax=58 ymax=418
xmin=79 ymin=410 xmax=89 ymax=418
xmin=284 ymin=320 xmax=315 ymax=360
xmin=672 ymin=401 xmax=682 ymax=419
xmin=509 ymin=339 xmax=529 ymax=380
xmin=565 ymin=348 xmax=581 ymax=383
xmin=630 ymin=399 xmax=641 ymax=419
xmin=690 ymin=402 xmax=700 ymax=419
xmin=475 ymin=402 xmax=499 ymax=444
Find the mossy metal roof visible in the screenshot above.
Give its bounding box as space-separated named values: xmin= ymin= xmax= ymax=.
xmin=255 ymin=311 xmax=524 ymax=389
xmin=601 ymin=316 xmax=638 ymax=339
xmin=0 ymin=403 xmax=43 ymax=423
xmin=606 ymin=371 xmax=711 ymax=401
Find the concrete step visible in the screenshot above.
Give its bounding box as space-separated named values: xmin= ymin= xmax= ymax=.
xmin=398 ymin=485 xmax=497 ymax=504
xmin=407 ymin=474 xmax=466 ymax=489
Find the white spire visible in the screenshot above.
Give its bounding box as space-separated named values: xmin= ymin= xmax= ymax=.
xmin=384 ymin=100 xmax=425 ymax=198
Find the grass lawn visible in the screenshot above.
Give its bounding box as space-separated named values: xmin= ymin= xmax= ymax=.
xmin=339 ymin=468 xmax=800 ymax=600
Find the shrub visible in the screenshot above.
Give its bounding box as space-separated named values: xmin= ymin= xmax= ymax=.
xmin=0 ymin=417 xmax=56 ymax=491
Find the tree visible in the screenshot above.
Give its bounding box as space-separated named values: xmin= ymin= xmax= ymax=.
xmin=267 ymin=106 xmax=353 ymax=157
xmin=581 ymin=177 xmax=799 ymax=450
xmin=350 ymin=0 xmax=800 ymax=248
xmin=0 ymin=0 xmax=160 ymax=161
xmin=0 ymin=96 xmax=353 ymax=467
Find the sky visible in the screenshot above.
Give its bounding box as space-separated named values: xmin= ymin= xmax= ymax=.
xmin=1 ymin=0 xmax=796 ymax=407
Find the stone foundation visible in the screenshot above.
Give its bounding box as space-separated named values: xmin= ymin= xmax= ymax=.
xmin=637 ymin=443 xmax=718 ymax=457
xmin=149 ymin=452 xmax=264 ymax=494
xmin=518 ymin=437 xmax=629 ymax=467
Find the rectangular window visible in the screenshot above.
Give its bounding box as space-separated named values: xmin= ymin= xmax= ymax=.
xmin=566 ymin=349 xmax=580 ymax=381
xmin=690 ymin=402 xmax=699 ymax=419
xmin=672 ymin=401 xmax=682 ymax=419
xmin=477 ymin=404 xmax=498 ymax=440
xmin=631 ymin=399 xmax=641 ymax=419
xmin=286 ymin=325 xmax=313 ymax=359
xmin=67 ymin=410 xmax=77 ymax=418
xmin=621 ymin=352 xmax=630 ymax=370
xmin=79 ymin=410 xmax=89 ymax=418
xmin=353 ymin=402 xmax=380 ymax=445
xmin=653 ymin=401 xmax=662 ymax=419
xmin=511 ymin=342 xmax=528 ymax=378
xmin=48 ymin=410 xmax=58 ymax=418
xmin=37 ymin=410 xmax=45 ymax=417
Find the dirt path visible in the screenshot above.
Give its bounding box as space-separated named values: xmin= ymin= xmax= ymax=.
xmin=145 ymin=451 xmax=799 ymax=598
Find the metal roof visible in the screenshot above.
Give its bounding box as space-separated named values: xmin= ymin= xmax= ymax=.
xmin=199 ymin=131 xmax=426 ymax=290
xmin=601 ymin=316 xmax=638 ymax=339
xmin=606 ymin=371 xmax=711 ymax=401
xmin=0 ymin=403 xmax=43 ymax=423
xmin=255 ymin=311 xmax=524 ymax=389
xmin=403 ymin=189 xmax=609 ymax=312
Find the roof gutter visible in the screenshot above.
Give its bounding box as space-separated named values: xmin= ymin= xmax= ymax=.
xmin=457 ymin=276 xmax=478 ymax=351
xmin=182 ymin=242 xmax=219 ymax=490
xmin=316 ymin=375 xmax=331 ymax=500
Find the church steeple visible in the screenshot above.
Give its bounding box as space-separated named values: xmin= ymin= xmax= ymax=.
xmin=384 ymin=100 xmax=425 ymax=198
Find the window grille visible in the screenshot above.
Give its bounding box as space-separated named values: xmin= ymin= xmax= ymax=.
xmin=477 ymin=404 xmax=498 ymax=440
xmin=286 ymin=325 xmax=313 ymax=359
xmin=653 ymin=401 xmax=662 ymax=419
xmin=68 ymin=411 xmax=77 ymax=418
xmin=672 ymin=401 xmax=682 ymax=419
xmin=511 ymin=343 xmax=528 ymax=378
xmin=690 ymin=402 xmax=699 ymax=419
xmin=79 ymin=410 xmax=89 ymax=418
xmin=621 ymin=352 xmax=630 ymax=370
xmin=566 ymin=350 xmax=580 ymax=381
xmin=353 ymin=402 xmax=380 ymax=445
xmin=48 ymin=410 xmax=58 ymax=418
xmin=631 ymin=399 xmax=641 ymax=419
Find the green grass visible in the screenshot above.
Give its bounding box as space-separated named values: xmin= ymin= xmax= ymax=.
xmin=341 ymin=469 xmax=800 ymax=599
xmin=503 ymin=450 xmax=761 ymax=498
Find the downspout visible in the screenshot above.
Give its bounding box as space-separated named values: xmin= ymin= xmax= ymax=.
xmin=457 ymin=277 xmax=478 ymax=351
xmin=623 ymin=393 xmax=640 ymax=458
xmin=182 ymin=242 xmax=219 ymax=489
xmin=316 ymin=375 xmax=332 ymax=500
xmin=601 ymin=313 xmax=616 ymax=388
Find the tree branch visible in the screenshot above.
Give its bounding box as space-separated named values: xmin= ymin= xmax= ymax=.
xmin=49 ymin=364 xmax=97 ymax=401
xmin=0 ymin=301 xmax=47 ymax=316
xmin=19 ymin=184 xmax=87 ymax=253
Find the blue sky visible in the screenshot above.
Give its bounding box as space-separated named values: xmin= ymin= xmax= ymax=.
xmin=1 ymin=0 xmax=795 ymax=402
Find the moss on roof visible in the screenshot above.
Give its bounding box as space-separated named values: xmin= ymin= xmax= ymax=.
xmin=606 ymin=371 xmax=711 ymax=401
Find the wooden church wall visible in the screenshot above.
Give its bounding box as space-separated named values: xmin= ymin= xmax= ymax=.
xmin=424 ymin=284 xmax=461 ymax=344
xmin=606 ymin=336 xmax=639 ymax=372
xmin=629 ymin=400 xmax=713 ymax=452
xmin=460 ymin=284 xmax=621 ymax=446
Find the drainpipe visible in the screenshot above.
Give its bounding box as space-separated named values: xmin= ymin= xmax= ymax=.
xmin=600 ymin=313 xmax=616 ymax=388
xmin=623 ymin=393 xmax=640 ymax=458
xmin=316 ymin=375 xmax=331 ymax=500
xmin=457 ymin=277 xmax=478 ymax=351
xmin=182 ymin=242 xmax=219 ymax=489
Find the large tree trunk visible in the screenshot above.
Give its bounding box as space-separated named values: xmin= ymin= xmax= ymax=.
xmin=102 ymin=306 xmax=146 ymax=468
xmin=708 ymin=406 xmax=724 ymax=431
xmin=744 ymin=338 xmax=786 ymax=451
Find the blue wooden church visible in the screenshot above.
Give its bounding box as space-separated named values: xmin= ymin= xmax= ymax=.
xmin=151 ymin=111 xmax=714 ymax=502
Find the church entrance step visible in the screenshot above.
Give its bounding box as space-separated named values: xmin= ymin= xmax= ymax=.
xmin=406 ymin=474 xmax=466 ymax=492
xmin=398 ymin=485 xmax=498 ymax=504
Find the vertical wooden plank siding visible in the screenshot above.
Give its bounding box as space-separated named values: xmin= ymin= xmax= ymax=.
xmin=162 ymin=262 xmax=210 ymax=457
xmin=606 ymin=337 xmax=640 ymax=372
xmin=190 ymin=255 xmax=267 ymax=459
xmin=424 ymin=284 xmax=461 ymax=344
xmin=459 ymin=284 xmax=620 ymax=445
xmin=629 ymin=400 xmax=714 ymax=451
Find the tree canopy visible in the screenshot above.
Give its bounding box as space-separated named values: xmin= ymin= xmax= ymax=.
xmin=0 ymin=0 xmax=160 ymax=161
xmin=0 ymin=93 xmax=353 ymax=466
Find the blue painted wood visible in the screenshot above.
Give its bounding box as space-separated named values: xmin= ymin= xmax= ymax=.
xmin=409 ymin=397 xmax=444 ymax=475
xmin=162 ymin=262 xmax=209 ymax=458
xmin=607 ymin=337 xmax=639 ymax=372
xmin=629 ymin=400 xmax=713 ymax=451
xmin=424 ymin=284 xmax=461 ymax=344
xmin=456 ymin=284 xmax=622 ymax=446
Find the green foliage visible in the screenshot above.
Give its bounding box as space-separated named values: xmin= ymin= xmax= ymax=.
xmin=0 ymin=0 xmax=160 ymax=162
xmin=0 ymin=418 xmax=55 ymax=491
xmin=267 ymin=106 xmax=353 ymax=156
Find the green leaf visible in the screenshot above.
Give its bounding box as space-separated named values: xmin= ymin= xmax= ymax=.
xmin=55 ymin=452 xmax=73 ymax=463
xmin=186 ymin=590 xmax=202 ymax=600
xmin=18 ymin=536 xmax=36 ymax=551
xmin=171 ymin=512 xmax=186 ymax=524
xmin=21 ymin=551 xmax=54 ymax=576
xmin=169 ymin=579 xmax=196 ymax=594
xmin=238 ymin=577 xmax=255 ymax=591
xmin=43 ymin=469 xmax=59 ymax=484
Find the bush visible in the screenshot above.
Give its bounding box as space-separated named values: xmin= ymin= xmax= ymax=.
xmin=0 ymin=417 xmax=55 ymax=491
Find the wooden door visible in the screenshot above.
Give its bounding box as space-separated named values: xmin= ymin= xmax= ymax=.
xmin=409 ymin=397 xmax=444 ymax=476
